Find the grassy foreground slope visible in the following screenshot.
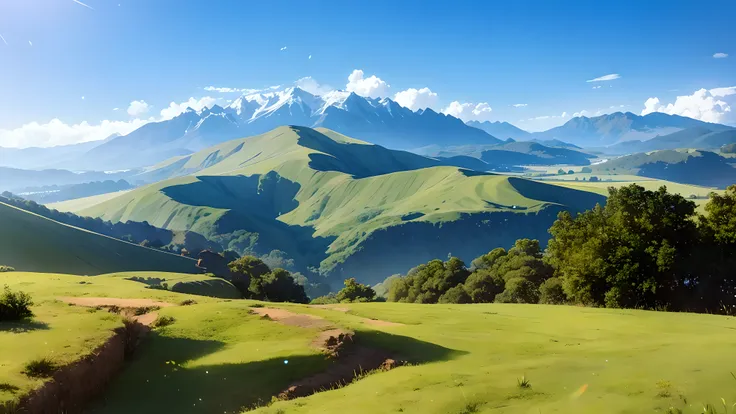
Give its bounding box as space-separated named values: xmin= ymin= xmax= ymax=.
xmin=59 ymin=126 xmax=604 ymax=284
xmin=0 ymin=201 xmax=198 ymax=275
xmin=3 ymin=273 xmax=736 ymax=414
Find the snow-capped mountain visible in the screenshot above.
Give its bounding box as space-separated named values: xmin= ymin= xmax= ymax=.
xmin=76 ymin=87 xmax=502 ymax=170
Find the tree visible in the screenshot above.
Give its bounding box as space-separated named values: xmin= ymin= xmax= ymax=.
xmin=581 ymin=166 xmax=593 ymax=173
xmin=387 ymin=257 xmax=470 ymax=303
xmin=258 ymin=268 xmax=309 ymax=303
xmin=464 ymin=268 xmax=505 ymax=303
xmin=557 ymin=169 xmax=566 ymax=175
xmin=539 ymin=277 xmax=566 ymax=304
xmin=546 ymin=184 xmax=700 ymax=311
xmin=438 ymin=285 xmax=472 ymax=304
xmin=0 ymin=285 xmax=33 ymax=321
xmin=494 ymin=278 xmax=539 ymax=303
xmin=228 ymin=256 xmax=271 ymax=298
xmin=335 ymin=278 xmax=376 ymax=303
xmin=589 ymin=176 xmax=599 ymax=182
xmin=568 ymin=170 xmax=575 ymax=175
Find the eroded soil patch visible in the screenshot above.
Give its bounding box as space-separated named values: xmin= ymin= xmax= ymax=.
xmin=250 ymin=307 xmax=406 ymax=404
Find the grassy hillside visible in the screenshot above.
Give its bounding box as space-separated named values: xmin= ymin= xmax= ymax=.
xmin=0 ymin=201 xmax=198 ymax=275
xmin=592 ymin=149 xmax=736 ymax=188
xmin=54 ymin=126 xmax=604 ymax=285
xmin=3 ymin=273 xmax=736 ymax=414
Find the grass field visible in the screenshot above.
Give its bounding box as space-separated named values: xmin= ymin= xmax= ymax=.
xmin=3 ymin=272 xmax=736 ymax=413
xmin=542 ymin=177 xmax=722 ymax=214
xmin=0 ymin=201 xmax=198 ymax=275
xmin=46 ymin=190 xmax=132 ymax=212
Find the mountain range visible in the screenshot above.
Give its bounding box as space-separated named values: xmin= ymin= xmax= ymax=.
xmin=74 ymin=87 xmax=502 ymax=170
xmin=532 ymin=111 xmax=734 ymax=147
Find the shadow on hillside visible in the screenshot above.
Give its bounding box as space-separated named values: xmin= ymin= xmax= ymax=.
xmin=0 ymin=319 xmax=50 ymax=333
xmin=88 ymin=329 xmax=463 ymax=413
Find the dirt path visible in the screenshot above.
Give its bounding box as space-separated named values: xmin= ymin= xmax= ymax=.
xmin=60 ymin=297 xmax=171 ymax=327
xmin=59 ymin=297 xmax=173 ymax=308
xmin=307 ymin=304 xmax=405 ymax=327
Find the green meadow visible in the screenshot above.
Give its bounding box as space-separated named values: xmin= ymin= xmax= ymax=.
xmin=2 ymin=272 xmax=736 ymax=414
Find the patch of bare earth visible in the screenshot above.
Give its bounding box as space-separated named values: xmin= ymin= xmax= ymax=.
xmin=307 ymin=304 xmax=406 ymax=327
xmin=250 ymin=307 xmax=406 ymax=403
xmin=16 ymin=310 xmax=150 ymax=413
xmin=60 ymin=297 xmax=174 ymax=327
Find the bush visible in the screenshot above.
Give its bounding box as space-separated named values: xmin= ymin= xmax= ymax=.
xmin=23 ymin=357 xmax=58 ymax=378
xmin=438 ymin=285 xmax=472 ymax=304
xmin=0 ymin=266 xmax=15 ymax=272
xmin=539 ymin=277 xmax=567 ymax=304
xmin=581 ymin=166 xmax=593 ymax=173
xmin=335 ymin=278 xmax=375 ymax=303
xmin=310 ymin=294 xmax=339 ymax=305
xmin=495 ymin=278 xmax=540 ymax=304
xmin=179 ymin=299 xmax=197 ymax=306
xmin=0 ymin=285 xmax=34 ymax=321
xmin=152 ymin=315 xmax=176 ymax=328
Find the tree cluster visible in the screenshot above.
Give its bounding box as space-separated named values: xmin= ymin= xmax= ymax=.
xmin=386 ymin=184 xmax=736 ymax=314
xmin=387 ymin=241 xmax=554 ymax=305
xmin=0 ymin=285 xmax=33 ymax=321
xmin=311 ymin=278 xmax=376 ymax=304
xmin=227 ymin=256 xmax=309 ymax=303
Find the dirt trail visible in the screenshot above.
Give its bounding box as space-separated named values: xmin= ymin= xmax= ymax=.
xmin=59 ymin=297 xmax=173 ymax=308
xmin=250 ymin=306 xmax=405 ymax=402
xmin=60 ymin=297 xmax=171 ymax=326
xmin=307 ymin=304 xmax=405 ymax=327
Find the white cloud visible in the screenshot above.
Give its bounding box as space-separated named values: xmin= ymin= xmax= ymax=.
xmin=393 ymin=87 xmax=439 ymax=111
xmin=295 ymin=77 xmax=334 ymax=96
xmin=160 ymin=96 xmax=218 ymax=120
xmin=280 ymin=46 xmax=287 ymax=51
xmin=0 ymin=34 xmax=7 ymax=45
xmin=127 ymin=100 xmax=150 ymax=117
xmin=345 ymin=69 xmax=390 ymax=99
xmin=710 ymin=86 xmax=736 ymax=97
xmin=28 ymin=40 xmax=32 ymax=47
xmin=441 ymin=101 xmax=493 ymax=122
xmin=640 ymin=88 xmax=732 ymax=123
xmin=81 ymin=96 xmax=85 ymax=100
xmin=512 ymin=103 xmax=527 ymax=108
xmin=0 ymin=118 xmax=148 ymax=148
xmin=204 ymin=86 xmax=259 ymax=93
xmin=573 ymin=110 xmax=590 ymax=117
xmin=308 ymin=55 xmax=312 ymax=60
xmin=112 ymin=108 xmax=119 ymax=111
xmin=713 ymin=52 xmax=728 ymax=59
xmin=586 ymin=73 xmax=620 ymax=82
xmin=592 ymin=85 xmax=601 ymax=90
xmin=515 ymin=112 xmax=569 ymax=132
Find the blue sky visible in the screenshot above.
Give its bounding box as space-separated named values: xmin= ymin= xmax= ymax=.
xmin=0 ymin=0 xmax=734 ymax=147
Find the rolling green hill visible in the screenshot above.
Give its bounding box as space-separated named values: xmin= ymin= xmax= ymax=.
xmin=56 ymin=126 xmax=604 ymax=285
xmin=0 ymin=201 xmax=198 ymax=275
xmin=592 ymin=149 xmax=736 ymax=188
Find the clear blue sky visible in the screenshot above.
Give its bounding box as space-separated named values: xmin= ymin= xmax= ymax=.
xmin=0 ymin=0 xmax=734 ymax=146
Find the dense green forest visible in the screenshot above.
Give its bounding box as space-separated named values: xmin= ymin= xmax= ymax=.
xmin=385 ymin=184 xmax=736 ymax=314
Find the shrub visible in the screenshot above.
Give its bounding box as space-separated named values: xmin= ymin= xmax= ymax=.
xmin=335 ymin=278 xmax=375 ymax=303
xmin=495 ymin=278 xmax=540 ymax=304
xmin=179 ymin=299 xmax=197 ymax=306
xmin=146 ymin=282 xmax=169 ymax=291
xmin=438 ymin=285 xmax=472 ymax=304
xmin=152 ymin=315 xmax=176 ymax=328
xmin=0 ymin=266 xmax=15 ymax=273
xmin=0 ymin=285 xmax=34 ymax=321
xmin=581 ymin=166 xmax=593 ymax=173
xmin=23 ymin=357 xmax=59 ymax=378
xmin=517 ymin=375 xmax=531 ymax=389
xmin=539 ymin=277 xmax=567 ymax=304
xmin=310 ymin=294 xmax=339 ymax=305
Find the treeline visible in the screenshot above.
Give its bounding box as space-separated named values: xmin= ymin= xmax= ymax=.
xmin=0 ymin=192 xmax=217 ymax=254
xmin=387 ymin=184 xmax=736 ymax=314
